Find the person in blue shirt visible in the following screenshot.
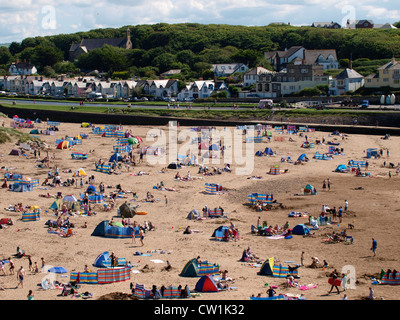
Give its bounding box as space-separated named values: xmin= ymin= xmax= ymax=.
xmin=371 ymin=238 xmax=377 ymax=256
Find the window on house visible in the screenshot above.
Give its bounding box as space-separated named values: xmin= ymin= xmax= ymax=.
xmin=301 ymin=69 xmax=309 ymax=74
xmin=383 ymin=78 xmax=389 ymax=82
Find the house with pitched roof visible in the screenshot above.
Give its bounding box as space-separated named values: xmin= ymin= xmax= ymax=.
xmin=243 ymin=67 xmax=274 ymax=87
xmin=211 ymin=63 xmax=248 ymax=77
xmin=329 ymin=68 xmax=364 ymax=96
xmin=304 ymin=50 xmax=339 ymax=70
xmin=364 ymin=58 xmax=400 ymax=89
xmin=9 ymin=61 xmax=37 ymax=76
xmin=311 ymin=21 xmax=341 ymax=29
xmin=344 ymin=19 xmax=374 ymax=29
xmin=69 ymin=27 xmax=132 ymax=61
xmin=143 ymin=79 xmax=179 ymax=98
xmin=177 ymin=80 xmax=227 ymax=100
xmin=264 ymin=46 xmax=305 ymax=71
xmin=115 ymin=80 xmax=138 ymax=99
xmin=255 ymin=64 xmax=330 ymax=97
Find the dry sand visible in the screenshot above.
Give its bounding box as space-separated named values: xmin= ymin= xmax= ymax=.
xmin=0 ymin=118 xmax=399 ymax=301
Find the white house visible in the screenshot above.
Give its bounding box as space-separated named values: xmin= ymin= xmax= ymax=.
xmin=25 ymin=79 xmax=47 ymax=95
xmin=143 ymin=79 xmax=178 ymax=98
xmin=115 ymin=80 xmax=138 ymax=99
xmin=50 ymin=81 xmax=67 ymax=97
xmin=329 ymin=68 xmax=364 ymax=96
xmin=9 ymin=62 xmax=37 ymax=76
xmin=211 ymin=63 xmax=248 ymax=77
xmin=177 ymin=80 xmax=216 ymax=100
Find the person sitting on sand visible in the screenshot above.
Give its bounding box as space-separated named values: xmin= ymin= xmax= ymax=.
xmin=146 ymin=192 xmax=155 ymax=202
xmin=174 ymin=172 xmax=182 ymax=180
xmin=1 ymin=178 xmax=7 ymax=189
xmin=183 ymin=226 xmax=192 ymax=234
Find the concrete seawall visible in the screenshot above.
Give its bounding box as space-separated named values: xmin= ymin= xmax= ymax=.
xmin=1 ymin=104 xmax=399 ymax=136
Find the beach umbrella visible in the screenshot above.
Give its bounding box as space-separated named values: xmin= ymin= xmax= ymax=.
xmin=63 ymin=195 xmax=78 ymax=202
xmin=136 ymin=136 xmax=143 ymax=143
xmin=48 ymin=266 xmax=67 ymax=274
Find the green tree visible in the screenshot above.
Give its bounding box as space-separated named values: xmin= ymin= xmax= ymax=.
xmin=30 ymin=44 xmax=64 ymax=71
xmin=0 ymin=47 xmax=12 ymax=65
xmin=53 ymin=61 xmax=81 ymax=74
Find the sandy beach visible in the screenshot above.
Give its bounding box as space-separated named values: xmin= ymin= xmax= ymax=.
xmin=0 ymin=117 xmax=399 ymax=301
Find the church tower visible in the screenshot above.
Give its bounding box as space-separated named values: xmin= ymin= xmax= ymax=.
xmin=125 ymin=27 xmax=132 ymax=49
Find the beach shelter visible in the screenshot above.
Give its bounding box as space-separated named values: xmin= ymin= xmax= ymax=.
xmin=264 ymin=147 xmax=274 ymax=155
xmin=56 ymin=141 xmax=69 ymax=149
xmin=180 ymin=258 xmax=219 ymax=277
xmin=109 ymin=153 xmax=123 ymax=163
xmin=168 ymin=162 xmax=181 ymax=169
xmin=50 ymin=200 xmax=62 ymax=210
xmin=86 ymin=184 xmax=96 ymax=194
xmin=366 ymin=148 xmax=378 ymax=159
xmin=63 ymin=195 xmax=78 ymax=202
xmin=187 ymin=209 xmax=200 ymax=220
xmin=30 ymin=129 xmax=39 ymax=134
xmin=9 ymin=183 xmax=33 ymax=192
xmin=73 ymin=168 xmax=87 ymax=177
xmin=9 ymin=149 xmax=22 ymax=156
xmin=259 ymin=257 xmax=275 ymax=276
xmin=212 ymin=226 xmax=230 ymax=241
xmin=304 ymin=184 xmax=317 ymax=195
xmin=335 ymin=164 xmax=348 ymax=173
xmin=81 ymin=122 xmax=90 ymax=128
xmin=292 ymin=224 xmax=311 ymax=235
xmin=195 ymin=275 xmax=219 ymax=292
xmin=255 ymin=151 xmax=264 ymax=157
xmin=119 ymin=202 xmax=136 ymax=218
xmin=297 ymin=153 xmax=309 ymax=162
xmin=91 ymin=220 xmax=133 ymax=239
xmin=93 ymin=252 xmax=109 ymax=267
xmin=209 ymin=144 xmax=220 ymax=151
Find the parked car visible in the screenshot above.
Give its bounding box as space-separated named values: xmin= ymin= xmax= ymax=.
xmin=361 ymin=100 xmax=370 ymax=108
xmin=184 ymin=97 xmax=195 ymax=102
xmin=139 ymin=97 xmax=148 ymax=101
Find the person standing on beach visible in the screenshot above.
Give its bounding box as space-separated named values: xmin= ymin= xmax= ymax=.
xmin=41 ymin=257 xmax=45 ymax=272
xmin=16 ymin=266 xmax=25 ymax=288
xmin=344 ymin=200 xmax=348 ymax=212
xmin=322 ymin=179 xmax=326 ymax=191
xmin=327 ymin=178 xmax=331 ymax=191
xmin=328 ymin=270 xmax=340 ymax=294
xmin=8 ymin=258 xmax=15 ymax=275
xmin=301 ymin=251 xmax=305 ymax=266
xmin=371 ymin=238 xmax=377 ymax=256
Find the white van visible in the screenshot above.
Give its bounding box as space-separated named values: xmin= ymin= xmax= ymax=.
xmin=257 ymin=99 xmax=274 ymax=109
